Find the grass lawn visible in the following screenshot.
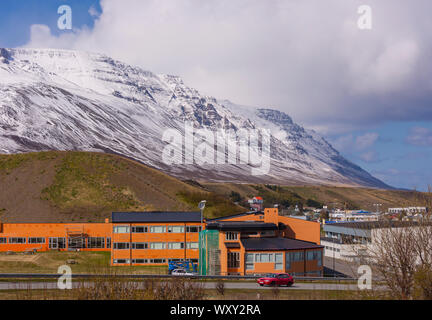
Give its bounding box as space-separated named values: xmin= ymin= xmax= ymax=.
xmin=0 ymin=251 xmax=167 ymax=275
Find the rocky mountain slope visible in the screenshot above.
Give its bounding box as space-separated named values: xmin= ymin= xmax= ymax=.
xmin=0 ymin=48 xmax=389 ymax=188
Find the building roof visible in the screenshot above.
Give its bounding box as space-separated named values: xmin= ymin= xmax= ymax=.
xmin=324 ymin=220 xmax=431 ymax=230
xmin=206 ymin=221 xmax=278 ymax=232
xmin=112 ymin=211 xmax=202 ymax=223
xmin=206 ymin=211 xmax=263 ymax=222
xmin=241 ymin=237 xmax=323 ymax=251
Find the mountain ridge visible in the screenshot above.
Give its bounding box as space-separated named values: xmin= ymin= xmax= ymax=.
xmin=0 ymin=48 xmax=389 ymax=188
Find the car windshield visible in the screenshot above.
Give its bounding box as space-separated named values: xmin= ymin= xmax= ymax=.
xmin=265 ymin=274 xmax=276 ymax=278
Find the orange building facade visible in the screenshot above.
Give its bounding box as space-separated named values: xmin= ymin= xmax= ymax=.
xmin=0 ymin=209 xmax=323 ymax=275
xmin=202 ymin=208 xmax=323 ymax=276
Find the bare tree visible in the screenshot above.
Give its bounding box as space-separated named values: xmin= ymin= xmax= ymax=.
xmin=368 ymin=221 xmax=418 ymax=299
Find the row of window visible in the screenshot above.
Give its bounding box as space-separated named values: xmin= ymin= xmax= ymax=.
xmin=112 ymin=259 xmax=167 ymax=264
xmin=0 ymin=237 xmax=110 ymax=248
xmin=245 ymin=253 xmax=284 ymax=270
xmin=113 ymin=226 xmax=202 ymax=234
xmin=225 ymin=231 xmax=276 ymax=241
xmin=113 ymin=242 xmax=199 ymax=250
xmin=286 ymin=250 xmax=322 ymax=269
xmin=0 ymin=237 xmax=46 ymax=244
xmin=325 ymin=246 xmax=341 ymax=252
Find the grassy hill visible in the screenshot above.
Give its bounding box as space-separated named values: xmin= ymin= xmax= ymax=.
xmin=202 ymin=183 xmax=430 ymax=213
xmin=0 ymin=151 xmax=244 ymax=222
xmin=0 ymin=151 xmax=429 ymax=223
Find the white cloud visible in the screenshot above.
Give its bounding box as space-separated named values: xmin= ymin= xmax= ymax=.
xmin=21 ymin=0 xmax=432 ymax=134
xmin=88 ymin=5 xmax=101 ymax=18
xmin=355 ymin=133 xmax=379 ymax=150
xmin=359 ymin=150 xmax=379 ymax=163
xmin=332 ymin=132 xmax=379 ymax=152
xmin=406 ymin=127 xmax=432 ymax=146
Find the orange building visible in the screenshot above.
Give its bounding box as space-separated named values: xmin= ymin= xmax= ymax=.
xmin=0 ymin=222 xmax=111 ymax=252
xmin=110 ymin=211 xmax=202 ymax=265
xmin=0 ymin=208 xmax=323 ymax=275
xmin=201 ymin=208 xmax=323 ymax=276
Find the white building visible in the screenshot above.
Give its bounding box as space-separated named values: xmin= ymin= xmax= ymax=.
xmin=329 ymin=210 xmax=379 ymax=222
xmin=321 ymin=221 xmax=430 ymax=262
xmin=387 ymin=207 xmax=428 ymax=215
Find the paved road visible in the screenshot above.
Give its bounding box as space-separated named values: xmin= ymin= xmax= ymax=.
xmin=0 ymin=281 xmax=363 ymax=291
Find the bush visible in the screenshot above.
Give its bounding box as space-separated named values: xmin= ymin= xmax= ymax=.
xmin=215 ymin=280 xmax=225 ymax=296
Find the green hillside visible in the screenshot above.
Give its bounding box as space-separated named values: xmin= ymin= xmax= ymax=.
xmin=0 ymin=151 xmax=429 ymax=223
xmin=0 ymin=151 xmax=244 ymax=222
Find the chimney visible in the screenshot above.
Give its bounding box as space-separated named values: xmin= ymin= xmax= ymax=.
xmin=264 ymin=208 xmax=279 ymax=225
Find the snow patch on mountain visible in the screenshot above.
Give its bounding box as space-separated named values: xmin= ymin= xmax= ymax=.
xmin=0 ymin=48 xmax=389 ymax=188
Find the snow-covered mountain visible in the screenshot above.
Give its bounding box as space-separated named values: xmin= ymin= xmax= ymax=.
xmin=0 ymin=48 xmax=388 ymax=188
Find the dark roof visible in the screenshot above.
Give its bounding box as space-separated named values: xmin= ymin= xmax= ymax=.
xmin=225 ymin=242 xmax=241 ymax=249
xmin=207 ymin=211 xmax=264 ymax=222
xmin=241 ymin=237 xmax=323 ymax=251
xmin=112 ymin=211 xmax=201 ymax=223
xmin=206 ymin=221 xmax=278 ymax=232
xmin=325 ymin=220 xmax=431 ymax=230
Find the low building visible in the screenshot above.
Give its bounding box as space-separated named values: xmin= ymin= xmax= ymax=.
xmin=200 ymin=208 xmax=323 ymax=276
xmin=321 ymin=220 xmax=432 ymax=262
xmin=248 ymin=196 xmax=264 ymax=212
xmin=329 ymin=210 xmax=379 ymax=222
xmin=110 ymin=211 xmax=202 ymax=265
xmin=0 ymin=208 xmax=323 ymax=276
xmin=387 ymin=207 xmax=428 ymax=215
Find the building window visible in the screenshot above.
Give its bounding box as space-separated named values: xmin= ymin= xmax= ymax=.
xmin=167 ymin=242 xmax=185 ymax=250
xmin=87 ymin=237 xmax=105 ymax=249
xmin=133 ymin=259 xmax=148 ymax=264
xmin=275 ymin=253 xmax=283 ymax=270
xmin=149 ymin=226 xmax=166 ymax=233
xmin=113 ymin=259 xmax=130 ymax=264
xmin=150 ymin=259 xmax=166 ymax=264
xmin=106 ymin=238 xmax=111 ymax=248
xmin=228 ymin=252 xmax=240 ymax=268
xmin=246 ymin=253 xmax=254 ymax=270
xmin=9 ymin=237 xmax=26 ymax=244
xmin=149 ymin=242 xmax=166 ymax=250
xmin=132 ymin=243 xmax=148 ymax=250
xmin=186 ymin=242 xmax=199 ymax=249
xmin=259 ymin=253 xmax=275 ymax=263
xmin=286 ymin=251 xmax=304 ymax=270
xmin=132 ymin=226 xmax=148 ymax=233
xmin=186 ymin=226 xmax=201 ymax=233
xmin=49 ymin=237 xmax=66 ymax=249
xmin=168 ymin=226 xmax=185 ymax=233
xmin=225 ymin=232 xmax=238 ymax=241
xmin=28 ymin=237 xmax=45 ymax=244
xmin=0 ymin=238 xmax=7 ymax=244
xmin=113 ymin=226 xmax=130 ymax=234
xmin=307 ymin=250 xmax=323 ymax=266
xmin=113 ymin=242 xmax=130 ymax=250
xmin=68 ymin=238 xmax=86 ymax=249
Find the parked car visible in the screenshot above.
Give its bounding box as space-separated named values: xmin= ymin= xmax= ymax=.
xmin=257 ymin=273 xmax=294 ymax=287
xmin=171 ymin=268 xmax=197 ymax=276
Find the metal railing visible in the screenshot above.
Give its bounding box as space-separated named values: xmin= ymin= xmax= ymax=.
xmin=0 ymin=273 xmax=357 ymax=281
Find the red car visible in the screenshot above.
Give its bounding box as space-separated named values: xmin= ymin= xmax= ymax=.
xmin=257 ymin=273 xmax=294 ymax=287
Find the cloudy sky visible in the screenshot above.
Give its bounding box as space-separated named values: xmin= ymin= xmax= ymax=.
xmin=1 ymin=0 xmax=431 ymax=190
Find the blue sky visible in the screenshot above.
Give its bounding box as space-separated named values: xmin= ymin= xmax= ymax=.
xmin=1 ymin=1 xmax=431 ymax=191
xmin=0 ymin=0 xmax=100 ymax=47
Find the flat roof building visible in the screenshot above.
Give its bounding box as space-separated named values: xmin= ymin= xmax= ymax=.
xmin=0 ymin=208 xmax=323 ymax=276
